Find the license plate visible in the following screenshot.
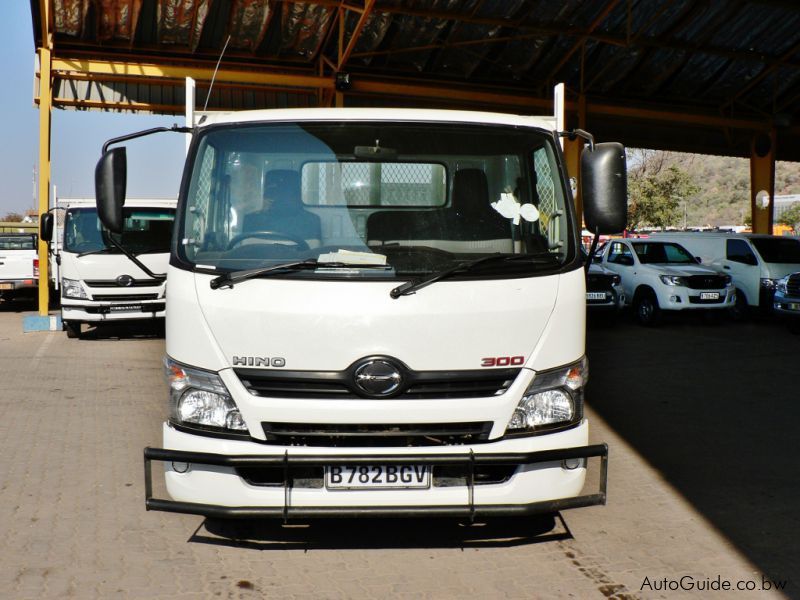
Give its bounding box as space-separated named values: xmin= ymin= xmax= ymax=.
xmin=586 ymin=292 xmax=607 ymax=300
xmin=700 ymin=292 xmax=720 ymax=300
xmin=325 ymin=465 xmax=430 ymax=490
xmin=0 ymin=283 xmax=13 ymax=290
xmin=109 ymin=304 xmax=143 ymax=312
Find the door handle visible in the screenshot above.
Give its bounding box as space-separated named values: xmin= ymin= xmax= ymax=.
xmin=723 ymin=265 xmax=731 ymax=270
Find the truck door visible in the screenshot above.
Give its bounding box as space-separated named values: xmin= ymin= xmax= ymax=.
xmin=723 ymin=239 xmax=760 ymax=307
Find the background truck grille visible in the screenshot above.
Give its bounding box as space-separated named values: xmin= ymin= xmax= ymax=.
xmin=261 ymin=421 xmax=493 ymax=447
xmin=236 ymin=368 xmax=520 ymax=400
xmin=686 ymin=275 xmax=727 ymax=290
xmin=90 ymin=293 xmax=160 ymax=301
xmin=586 ymin=273 xmax=615 ymax=292
xmin=787 ymin=273 xmax=800 ymax=296
xmin=84 ymin=278 xmax=162 ymax=287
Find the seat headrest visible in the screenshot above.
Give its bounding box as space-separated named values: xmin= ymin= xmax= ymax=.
xmin=452 ymin=169 xmax=490 ymax=218
xmin=265 ymin=170 xmax=302 ymax=213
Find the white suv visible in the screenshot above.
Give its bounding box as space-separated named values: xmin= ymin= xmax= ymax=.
xmin=598 ymin=239 xmax=736 ymax=325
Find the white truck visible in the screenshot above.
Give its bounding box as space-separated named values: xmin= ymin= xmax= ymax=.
xmin=40 ymin=198 xmax=176 ymax=338
xmin=0 ymin=233 xmax=38 ymax=303
xmin=94 ymin=107 xmax=627 ymax=520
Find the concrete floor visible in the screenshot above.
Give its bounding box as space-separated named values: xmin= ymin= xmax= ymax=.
xmin=0 ymin=300 xmax=797 ymax=599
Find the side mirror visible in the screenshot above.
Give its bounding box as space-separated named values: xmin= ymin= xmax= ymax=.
xmin=40 ymin=213 xmax=53 ymax=242
xmin=95 ymin=147 xmax=127 ymax=233
xmin=581 ymin=142 xmax=627 ymax=234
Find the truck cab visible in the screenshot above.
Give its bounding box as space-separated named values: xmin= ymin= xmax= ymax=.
xmin=96 ymin=108 xmax=627 ymax=519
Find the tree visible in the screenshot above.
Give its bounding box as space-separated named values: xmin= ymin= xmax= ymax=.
xmin=777 ymin=203 xmax=800 ymax=231
xmin=1 ymin=212 xmax=24 ymax=222
xmin=627 ymin=151 xmax=699 ymax=230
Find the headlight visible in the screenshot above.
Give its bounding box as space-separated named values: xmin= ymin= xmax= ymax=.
xmin=722 ymin=274 xmax=732 ymax=286
xmin=760 ymin=278 xmax=778 ymax=290
xmin=164 ymin=357 xmax=248 ymax=432
xmin=62 ymin=277 xmax=88 ymax=299
xmin=776 ymin=277 xmax=788 ymax=294
xmin=659 ymin=275 xmax=687 ymax=286
xmin=505 ymin=357 xmax=586 ymax=434
xmin=611 ymin=274 xmax=621 ymax=286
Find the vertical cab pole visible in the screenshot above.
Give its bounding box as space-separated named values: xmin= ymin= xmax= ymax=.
xmin=562 ymin=93 xmax=587 ymax=226
xmin=750 ymin=130 xmax=776 ymax=234
xmin=185 ymin=77 xmax=195 ymax=155
xmin=37 ymin=46 xmax=53 ymax=317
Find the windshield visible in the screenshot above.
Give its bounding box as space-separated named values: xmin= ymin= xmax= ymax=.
xmin=64 ymin=207 xmax=175 ymax=254
xmin=632 ymin=242 xmax=695 ymax=265
xmin=179 ymin=121 xmax=573 ymax=279
xmin=751 ymin=237 xmax=800 ymax=264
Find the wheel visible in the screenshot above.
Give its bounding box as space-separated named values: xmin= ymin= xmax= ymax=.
xmin=227 ymin=230 xmax=309 ymax=251
xmin=728 ymin=288 xmax=749 ymax=322
xmin=64 ymin=321 xmax=81 ymax=339
xmin=634 ymin=290 xmax=661 ymax=326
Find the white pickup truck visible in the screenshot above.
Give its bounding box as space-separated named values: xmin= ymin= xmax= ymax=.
xmin=0 ymin=233 xmax=38 ymax=303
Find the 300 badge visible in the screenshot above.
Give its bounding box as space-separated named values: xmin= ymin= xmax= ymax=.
xmin=481 ymin=355 xmax=525 ymax=367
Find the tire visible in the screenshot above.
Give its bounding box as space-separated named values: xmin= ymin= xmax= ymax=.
xmin=728 ymin=288 xmax=749 ymax=322
xmin=634 ymin=289 xmax=661 ymax=326
xmin=64 ymin=321 xmax=81 ymax=339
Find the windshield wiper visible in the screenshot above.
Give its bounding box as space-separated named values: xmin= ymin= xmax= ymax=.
xmin=390 ymin=253 xmax=558 ymax=299
xmin=210 ymin=259 xmax=389 ymax=290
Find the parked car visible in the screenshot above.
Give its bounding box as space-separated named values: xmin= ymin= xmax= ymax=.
xmin=0 ymin=233 xmax=38 ymax=303
xmin=582 ymin=248 xmax=625 ymax=313
xmin=651 ymin=232 xmax=800 ymax=319
xmin=598 ymin=239 xmax=735 ymax=325
xmin=774 ymin=272 xmax=800 ymax=332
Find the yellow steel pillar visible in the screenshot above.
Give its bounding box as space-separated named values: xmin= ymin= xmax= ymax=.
xmin=37 ymin=46 xmax=53 ymax=316
xmin=750 ymin=130 xmax=775 ymax=235
xmin=563 ymin=94 xmax=586 ymax=226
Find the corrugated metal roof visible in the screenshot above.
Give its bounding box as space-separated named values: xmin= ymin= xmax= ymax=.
xmin=31 ymin=0 xmax=800 ymax=159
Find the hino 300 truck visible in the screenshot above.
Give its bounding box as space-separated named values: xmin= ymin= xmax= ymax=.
xmin=41 ymin=198 xmax=176 ymax=338
xmin=94 ymin=107 xmax=626 ymax=519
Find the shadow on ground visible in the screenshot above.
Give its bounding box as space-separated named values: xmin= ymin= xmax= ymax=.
xmin=192 ymin=514 xmax=568 ymax=550
xmin=586 ymin=311 xmax=800 ymax=593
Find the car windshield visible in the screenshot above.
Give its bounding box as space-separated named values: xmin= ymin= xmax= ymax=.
xmin=179 ymin=121 xmax=573 ymax=279
xmin=64 ymin=207 xmax=175 ymax=254
xmin=751 ymin=237 xmax=800 ymax=264
xmin=631 ymin=242 xmax=695 ymax=264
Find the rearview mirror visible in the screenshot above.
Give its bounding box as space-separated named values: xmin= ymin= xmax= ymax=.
xmin=95 ymin=147 xmax=127 ymax=233
xmin=40 ymin=213 xmax=53 ymax=242
xmin=581 ymin=142 xmax=627 ymax=234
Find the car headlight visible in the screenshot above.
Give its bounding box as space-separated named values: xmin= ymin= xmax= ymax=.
xmin=659 ymin=275 xmax=687 ymax=286
xmin=164 ymin=357 xmax=248 ymax=432
xmin=505 ymin=357 xmax=586 ymax=434
xmin=62 ymin=277 xmax=88 ymax=299
xmin=760 ymin=278 xmax=778 ymax=290
xmin=722 ymin=274 xmax=732 ymax=286
xmin=776 ymin=277 xmax=788 ymax=294
xmin=611 ymin=274 xmax=621 ymax=286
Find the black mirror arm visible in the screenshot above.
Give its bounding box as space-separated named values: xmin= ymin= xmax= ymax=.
xmin=102 ymin=125 xmax=192 ymax=154
xmin=584 ymin=226 xmax=600 ymax=274
xmin=559 ymin=129 xmax=595 ymax=152
xmin=103 ymin=234 xmax=166 ymax=281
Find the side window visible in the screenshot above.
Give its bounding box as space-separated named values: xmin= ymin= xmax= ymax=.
xmin=726 ymin=239 xmax=757 ymax=265
xmin=608 ymin=242 xmax=633 ymax=265
xmin=185 ymin=143 xmax=217 ymax=259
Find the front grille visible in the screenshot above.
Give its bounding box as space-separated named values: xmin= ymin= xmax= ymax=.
xmin=586 ymin=273 xmax=615 ymax=292
xmin=689 ymin=296 xmax=725 ymax=304
xmin=686 ymin=275 xmax=727 ymax=290
xmin=82 ymin=302 xmax=165 ymax=314
xmin=237 ymin=368 xmax=520 ymax=400
xmin=235 ymin=464 xmax=516 ymax=488
xmin=787 ymin=273 xmax=800 ymax=296
xmin=84 ymin=278 xmax=162 ymax=288
xmin=91 ymin=293 xmax=160 ymax=301
xmin=261 ymin=421 xmax=493 ymax=447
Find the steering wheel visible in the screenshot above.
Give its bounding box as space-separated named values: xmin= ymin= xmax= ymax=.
xmin=227 ymin=231 xmax=309 ymax=251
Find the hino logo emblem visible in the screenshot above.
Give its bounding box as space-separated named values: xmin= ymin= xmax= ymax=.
xmin=232 ymin=356 xmax=285 ymax=367
xmin=116 ymin=274 xmax=134 ymax=287
xmin=353 ymin=359 xmax=403 ymax=397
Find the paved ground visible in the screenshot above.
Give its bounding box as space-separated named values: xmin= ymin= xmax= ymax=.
xmin=0 ymin=299 xmax=797 ymax=599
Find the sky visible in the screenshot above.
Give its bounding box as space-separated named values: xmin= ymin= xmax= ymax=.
xmin=0 ymin=3 xmax=184 ymax=217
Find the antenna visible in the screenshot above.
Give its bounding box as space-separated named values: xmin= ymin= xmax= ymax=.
xmin=203 ymin=35 xmax=232 ymax=112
